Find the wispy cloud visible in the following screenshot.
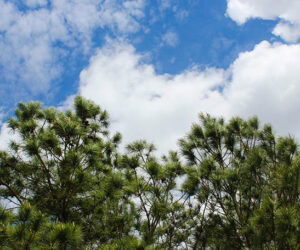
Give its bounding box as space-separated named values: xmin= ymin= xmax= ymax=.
xmin=0 ymin=0 xmax=145 ymax=103
xmin=175 ymin=9 xmax=189 ymax=21
xmin=161 ymin=31 xmax=179 ymax=47
xmin=157 ymin=0 xmax=171 ymax=12
xmin=24 ymin=0 xmax=48 ymax=8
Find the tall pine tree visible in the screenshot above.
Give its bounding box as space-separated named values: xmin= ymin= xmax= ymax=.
xmin=0 ymin=96 xmax=135 ymax=247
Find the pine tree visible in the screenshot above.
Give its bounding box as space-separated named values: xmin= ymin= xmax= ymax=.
xmin=179 ymin=113 xmax=300 ymax=249
xmin=118 ymin=140 xmax=185 ymax=248
xmin=0 ymin=96 xmax=135 ymax=247
xmin=0 ymin=97 xmax=299 ymax=249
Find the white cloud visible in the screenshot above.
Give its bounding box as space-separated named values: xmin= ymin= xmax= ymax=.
xmin=226 ymin=0 xmax=300 ymax=42
xmin=0 ymin=0 xmax=145 ymax=98
xmin=226 ymin=0 xmax=300 ymax=24
xmin=0 ymin=124 xmax=10 ymax=151
xmin=161 ymin=31 xmax=179 ymax=47
xmin=226 ymin=41 xmax=300 ymax=135
xmin=273 ymin=22 xmax=300 ymax=43
xmin=71 ymin=40 xmax=300 ymax=154
xmin=78 ymin=40 xmax=226 ymax=153
xmin=2 ymin=39 xmax=300 ymax=154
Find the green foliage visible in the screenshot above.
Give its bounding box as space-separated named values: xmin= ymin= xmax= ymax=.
xmin=0 ymin=96 xmax=135 ymax=248
xmin=180 ymin=113 xmax=300 ymax=249
xmin=0 ymin=99 xmax=299 ymax=249
xmin=119 ymin=140 xmax=185 ymax=247
xmin=0 ymin=203 xmax=82 ymax=249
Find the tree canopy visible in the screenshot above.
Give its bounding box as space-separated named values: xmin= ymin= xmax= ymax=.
xmin=0 ymin=97 xmax=299 ymax=249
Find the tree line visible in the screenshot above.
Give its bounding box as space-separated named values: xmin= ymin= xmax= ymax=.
xmin=0 ymin=96 xmax=299 ymax=249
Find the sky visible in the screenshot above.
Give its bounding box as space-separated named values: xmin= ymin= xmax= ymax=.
xmin=1 ymin=0 xmax=300 ymax=153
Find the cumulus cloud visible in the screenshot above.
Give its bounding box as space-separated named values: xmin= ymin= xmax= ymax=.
xmin=226 ymin=41 xmax=300 ymax=135
xmin=71 ymin=40 xmax=300 ymax=154
xmin=2 ymin=39 xmax=300 ymax=154
xmin=226 ymin=0 xmax=300 ymax=42
xmin=0 ymin=0 xmax=145 ymax=99
xmin=273 ymin=22 xmax=300 ymax=43
xmin=78 ymin=41 xmax=226 ymax=153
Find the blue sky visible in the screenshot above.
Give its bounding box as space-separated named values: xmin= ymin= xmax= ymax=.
xmin=1 ymin=0 xmax=300 ymax=153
